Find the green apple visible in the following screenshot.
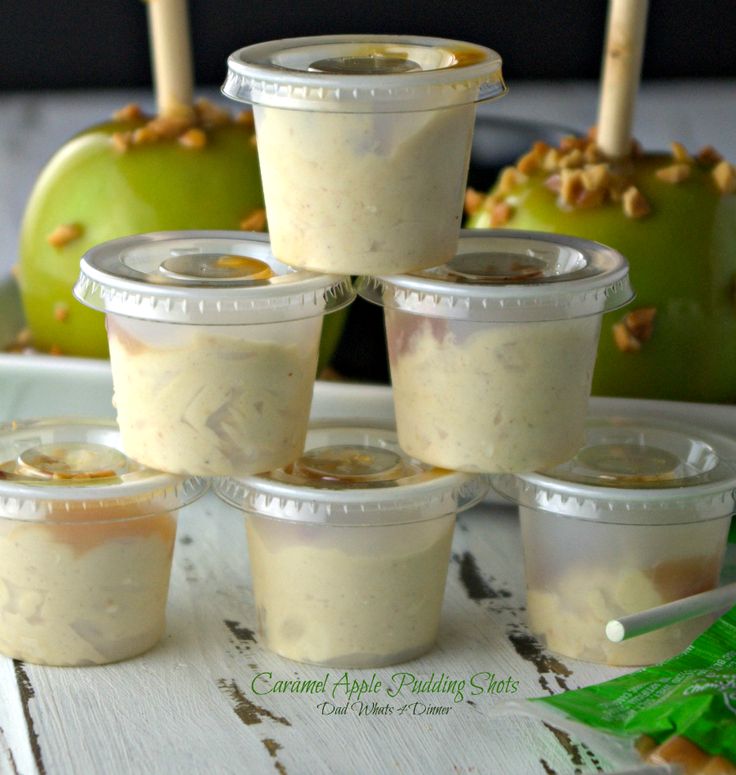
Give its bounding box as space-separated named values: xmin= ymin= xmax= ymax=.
xmin=19 ymin=108 xmax=347 ymax=372
xmin=468 ymin=147 xmax=736 ymax=402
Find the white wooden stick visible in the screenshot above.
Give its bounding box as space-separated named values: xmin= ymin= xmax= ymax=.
xmin=147 ymin=0 xmax=194 ymax=117
xmin=596 ymin=0 xmax=649 ymax=158
xmin=606 ymin=582 xmax=736 ymax=643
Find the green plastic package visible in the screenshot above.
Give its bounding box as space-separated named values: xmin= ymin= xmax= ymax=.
xmin=502 ymin=605 xmax=736 ymax=773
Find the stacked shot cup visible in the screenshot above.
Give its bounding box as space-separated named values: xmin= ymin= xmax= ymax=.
xmin=10 ymin=34 xmax=725 ymax=671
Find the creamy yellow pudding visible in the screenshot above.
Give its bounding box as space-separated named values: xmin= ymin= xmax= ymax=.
xmin=216 ymin=425 xmax=488 ymax=667
xmin=108 ymin=321 xmax=319 ymax=477
xmin=0 ymin=502 xmax=176 ymax=666
xmin=387 ymin=312 xmax=601 ymax=473
xmin=0 ymin=420 xmax=205 ymax=666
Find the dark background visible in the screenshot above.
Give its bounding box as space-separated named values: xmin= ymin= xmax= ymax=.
xmin=2 ymin=0 xmax=735 ymax=91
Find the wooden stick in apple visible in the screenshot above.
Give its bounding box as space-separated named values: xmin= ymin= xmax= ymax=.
xmin=147 ymin=0 xmax=194 ymax=117
xmin=596 ymin=0 xmax=649 ymax=159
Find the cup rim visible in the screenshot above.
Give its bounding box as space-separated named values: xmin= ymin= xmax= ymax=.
xmin=215 ymin=422 xmax=489 ymax=526
xmin=356 ymin=229 xmax=633 ymax=322
xmin=492 ymin=416 xmax=736 ymax=525
xmin=223 ymin=34 xmax=506 ymax=112
xmin=74 ymin=231 xmax=355 ymax=325
xmin=0 ymin=418 xmax=208 ymax=522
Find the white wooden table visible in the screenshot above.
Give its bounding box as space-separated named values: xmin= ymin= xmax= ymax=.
xmin=1 ymin=365 xmax=735 ymax=775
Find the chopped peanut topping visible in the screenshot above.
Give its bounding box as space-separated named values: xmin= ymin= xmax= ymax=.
xmin=194 ymin=98 xmax=230 ymax=128
xmin=583 ymin=142 xmax=604 ymax=164
xmin=249 ymin=134 xmax=258 ymax=148
xmin=239 ymin=208 xmax=267 ymax=231
xmin=482 ymin=193 xmax=502 ymax=213
xmin=9 ymin=264 xmax=19 ymax=280
xmin=670 ymin=141 xmax=692 ymax=164
xmin=531 ymin=140 xmax=550 ymax=160
xmin=613 ymin=322 xmax=641 ymax=353
xmin=517 ymin=150 xmax=539 ymax=175
xmin=110 ymin=99 xmax=254 ymax=153
xmin=712 ymin=160 xmax=736 ymax=194
xmin=112 ymin=103 xmax=144 ymax=122
xmin=146 ymin=114 xmax=191 ymax=140
xmin=581 ymin=163 xmax=611 ymax=191
xmin=559 ymin=169 xmax=585 ymax=206
xmin=489 ymin=200 xmax=514 ymax=227
xmin=49 ymin=344 xmax=63 ymax=356
xmin=111 ymin=131 xmax=132 ymax=153
xmin=624 ymin=307 xmax=656 ymax=342
xmin=613 ymin=306 xmax=656 ymax=352
xmin=464 ymin=187 xmax=485 ymax=216
xmin=559 ymin=148 xmax=584 ymax=169
xmin=465 ymin=133 xmax=734 ymax=224
xmin=656 ymin=163 xmax=691 ymax=183
xmin=697 ymin=145 xmax=723 ymax=165
xmin=178 ymin=128 xmax=207 ymax=149
xmin=542 ymin=148 xmax=562 ymax=171
xmin=53 ymin=303 xmax=69 ymax=323
xmin=497 ymin=166 xmax=527 ymax=195
xmin=47 ymin=223 xmax=83 ymax=248
xmin=132 ymin=126 xmax=158 ymax=145
xmin=558 ymin=168 xmax=606 ymax=208
xmin=622 ymin=186 xmax=651 ymax=219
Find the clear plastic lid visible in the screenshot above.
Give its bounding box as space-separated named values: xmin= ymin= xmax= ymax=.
xmin=493 ymin=417 xmax=736 ymax=524
xmin=357 ymin=229 xmax=633 ymax=322
xmin=0 ymin=418 xmax=207 ymax=521
xmin=223 ymin=35 xmax=506 ymax=113
xmin=74 ymin=231 xmax=355 ymax=325
xmin=216 ymin=424 xmax=489 ymax=525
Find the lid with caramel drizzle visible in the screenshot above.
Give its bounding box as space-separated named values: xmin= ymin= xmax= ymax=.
xmin=357 ymin=228 xmax=633 ymax=323
xmin=216 ymin=424 xmax=488 ymax=526
xmin=493 ymin=416 xmax=736 ymax=525
xmin=223 ymin=35 xmax=506 ymax=113
xmin=0 ymin=418 xmax=206 ymax=522
xmin=74 ymin=231 xmax=355 ymax=325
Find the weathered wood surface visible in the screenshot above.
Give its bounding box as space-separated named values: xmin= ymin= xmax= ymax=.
xmin=1 ymin=369 xmax=735 ymax=775
xmin=0 ymin=494 xmax=625 ymax=775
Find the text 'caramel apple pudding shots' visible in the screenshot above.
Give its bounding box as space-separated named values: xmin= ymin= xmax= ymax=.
xmin=222 ymin=35 xmax=506 ymax=275
xmin=216 ymin=424 xmax=488 ymax=668
xmin=494 ymin=417 xmax=736 ymax=666
xmin=74 ymin=231 xmax=354 ymax=476
xmin=357 ymin=230 xmax=632 ymax=473
xmin=0 ymin=418 xmax=206 ymax=666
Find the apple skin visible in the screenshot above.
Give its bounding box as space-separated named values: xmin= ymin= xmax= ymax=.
xmin=468 ymin=153 xmax=736 ymax=402
xmin=19 ymin=117 xmax=347 ymax=371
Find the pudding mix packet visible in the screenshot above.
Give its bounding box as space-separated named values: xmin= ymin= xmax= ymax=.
xmin=498 ymin=602 xmax=736 ymax=773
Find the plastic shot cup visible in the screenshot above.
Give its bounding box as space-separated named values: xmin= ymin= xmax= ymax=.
xmin=216 ymin=424 xmax=488 ymax=667
xmin=494 ymin=417 xmax=736 ymax=666
xmin=223 ymin=35 xmax=506 ymax=275
xmin=0 ymin=418 xmax=206 ymax=666
xmin=357 ymin=229 xmax=633 ymax=473
xmin=74 ymin=231 xmax=354 ymax=476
